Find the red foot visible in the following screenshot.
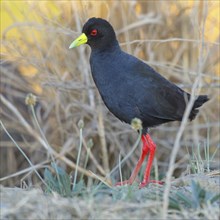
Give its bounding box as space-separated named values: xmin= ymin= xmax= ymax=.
xmin=139 ymin=180 xmax=164 ymax=188
xmin=115 ymin=179 xmax=139 ymax=186
xmin=115 ymin=181 xmax=131 ymax=186
xmin=115 ymin=179 xmax=164 ymax=187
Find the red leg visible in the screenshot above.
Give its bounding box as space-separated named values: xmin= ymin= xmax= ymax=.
xmin=139 ymin=134 xmax=164 ymax=188
xmin=115 ymin=133 xmax=164 ymax=187
xmin=115 ymin=135 xmax=149 ymax=186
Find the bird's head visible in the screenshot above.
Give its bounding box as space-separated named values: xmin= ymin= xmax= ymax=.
xmin=69 ymin=17 xmax=118 ymax=51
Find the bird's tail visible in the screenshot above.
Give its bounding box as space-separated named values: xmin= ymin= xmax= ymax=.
xmin=189 ymin=95 xmax=209 ymax=120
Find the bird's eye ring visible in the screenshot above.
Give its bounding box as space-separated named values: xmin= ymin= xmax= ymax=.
xmin=90 ymin=29 xmax=97 ymax=36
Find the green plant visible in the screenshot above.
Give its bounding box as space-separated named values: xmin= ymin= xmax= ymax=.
xmin=44 ymin=163 xmax=72 ymax=197
xmin=170 ymin=180 xmax=220 ymax=210
xmin=188 ymin=130 xmax=219 ymax=174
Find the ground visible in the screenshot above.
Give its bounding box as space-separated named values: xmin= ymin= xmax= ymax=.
xmin=1 ymin=173 xmax=220 ymax=220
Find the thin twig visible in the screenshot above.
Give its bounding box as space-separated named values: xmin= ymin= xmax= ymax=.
xmin=0 ymin=121 xmax=47 ymax=186
xmin=97 ymin=103 xmax=110 ymax=174
xmin=73 ymin=126 xmax=83 ymax=190
xmin=120 ymin=38 xmax=219 ymax=46
xmin=0 ymin=161 xmax=49 ymax=182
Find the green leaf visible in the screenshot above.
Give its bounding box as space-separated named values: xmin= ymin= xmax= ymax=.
xmin=44 ymin=168 xmax=59 ymax=193
xmin=168 ymin=196 xmax=181 ymax=210
xmin=52 ymin=163 xmax=71 ymax=197
xmin=176 ymin=191 xmax=192 ymax=207
xmin=191 ymin=180 xmax=201 ymax=208
xmin=210 ymin=194 xmax=220 ymax=204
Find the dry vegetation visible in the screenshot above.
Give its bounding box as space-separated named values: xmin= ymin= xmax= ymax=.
xmin=0 ymin=1 xmax=220 ymax=219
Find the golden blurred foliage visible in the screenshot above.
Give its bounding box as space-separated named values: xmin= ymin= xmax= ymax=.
xmin=2 ymin=1 xmax=218 ymax=39
xmin=1 ymin=1 xmax=219 ymax=75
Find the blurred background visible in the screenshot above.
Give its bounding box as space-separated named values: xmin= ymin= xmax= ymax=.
xmin=1 ymin=1 xmax=219 ymax=187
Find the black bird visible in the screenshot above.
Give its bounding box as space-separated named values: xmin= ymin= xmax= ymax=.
xmin=69 ymin=17 xmax=209 ymax=187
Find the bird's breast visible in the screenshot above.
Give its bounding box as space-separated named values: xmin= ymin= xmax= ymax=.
xmin=90 ymin=53 xmax=139 ymax=123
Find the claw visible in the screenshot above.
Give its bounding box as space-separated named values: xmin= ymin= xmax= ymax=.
xmin=115 ymin=180 xmax=131 ymax=186
xmin=115 ymin=179 xmax=139 ymax=186
xmin=139 ymin=179 xmax=164 ymax=188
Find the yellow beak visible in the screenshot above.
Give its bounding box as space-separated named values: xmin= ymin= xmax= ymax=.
xmin=69 ymin=33 xmax=88 ymax=49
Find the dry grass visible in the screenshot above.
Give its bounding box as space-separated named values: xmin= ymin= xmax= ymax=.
xmin=0 ymin=1 xmax=220 ymax=219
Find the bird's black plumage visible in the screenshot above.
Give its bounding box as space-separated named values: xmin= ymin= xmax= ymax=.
xmin=75 ymin=18 xmax=209 ymax=134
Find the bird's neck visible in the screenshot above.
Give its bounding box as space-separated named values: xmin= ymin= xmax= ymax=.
xmin=91 ymin=40 xmax=121 ymax=54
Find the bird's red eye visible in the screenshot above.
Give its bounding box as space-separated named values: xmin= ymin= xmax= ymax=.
xmin=90 ymin=29 xmax=97 ymax=36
